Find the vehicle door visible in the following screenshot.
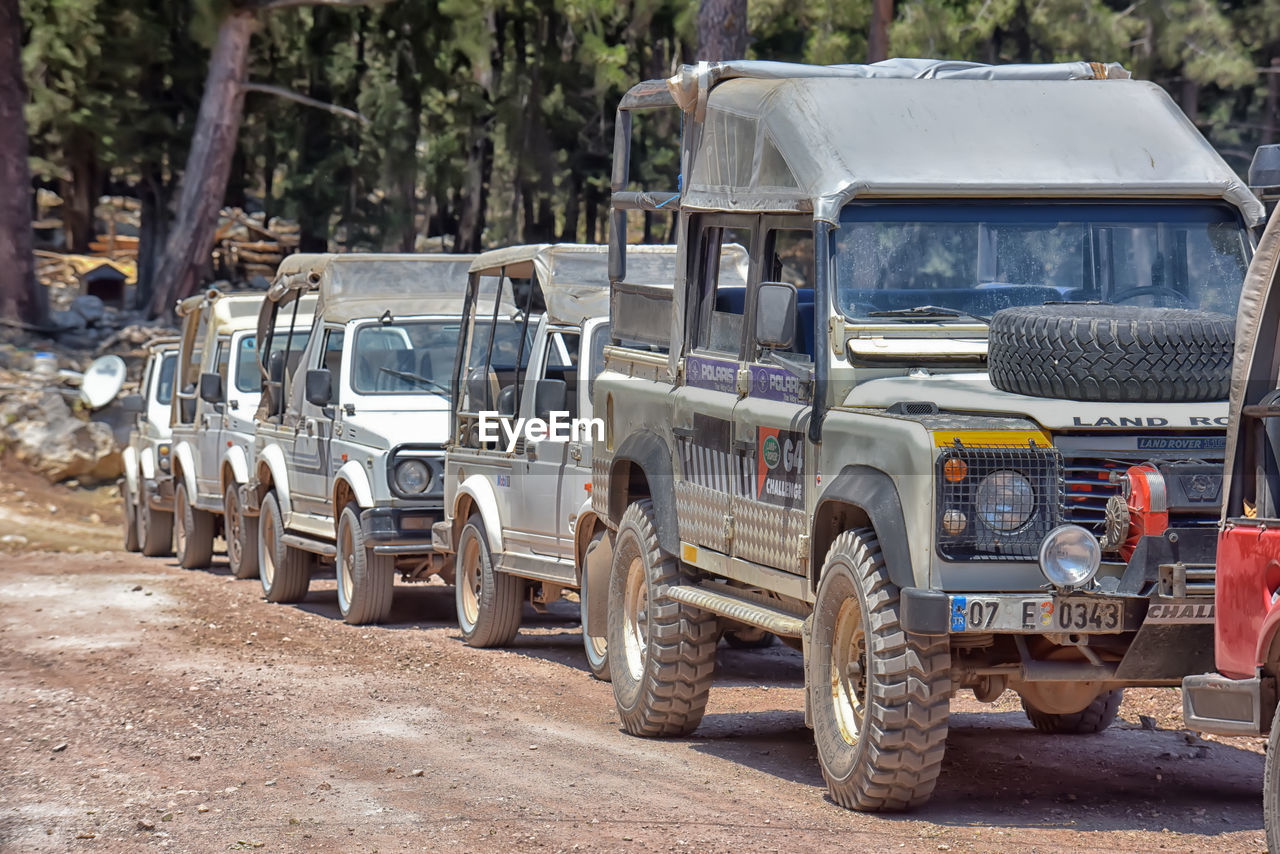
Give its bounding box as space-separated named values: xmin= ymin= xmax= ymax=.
xmin=508 ymin=319 xmax=580 ymax=557
xmin=672 ymin=216 xmax=757 ymax=558
xmin=561 ymin=317 xmax=609 ymax=545
xmin=290 ymin=325 xmax=344 ymax=522
xmin=194 ymin=335 xmax=232 ymax=501
xmin=731 ymin=220 xmax=816 ymax=574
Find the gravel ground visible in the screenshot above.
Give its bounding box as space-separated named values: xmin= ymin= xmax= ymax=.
xmin=0 ymin=469 xmax=1269 ymax=853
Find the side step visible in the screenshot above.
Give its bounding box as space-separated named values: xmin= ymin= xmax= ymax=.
xmin=664 ymin=583 xmax=806 ymax=638
xmin=281 ymin=533 xmax=337 ymax=558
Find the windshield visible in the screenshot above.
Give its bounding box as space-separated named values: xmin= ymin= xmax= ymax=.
xmin=833 ymin=203 xmax=1250 ymax=320
xmin=238 ymin=331 xmax=311 ymax=393
xmin=154 ymin=352 xmax=177 ymax=405
xmin=352 ymin=318 xmax=527 ymax=395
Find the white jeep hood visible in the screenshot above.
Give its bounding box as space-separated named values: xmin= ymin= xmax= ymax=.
xmin=842 ymin=372 xmax=1227 ymax=430
xmin=342 ymin=407 xmax=449 ymax=450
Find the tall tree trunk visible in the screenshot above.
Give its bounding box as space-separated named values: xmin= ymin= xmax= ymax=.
xmin=0 ymin=0 xmax=46 ymax=326
xmin=135 ymin=165 xmax=170 ymax=311
xmin=61 ymin=131 xmax=99 ymax=253
xmin=696 ymin=0 xmax=748 ymax=62
xmin=868 ymin=0 xmax=893 ymax=63
xmin=147 ymin=9 xmax=257 ymax=318
xmin=456 ymin=129 xmax=492 ymax=252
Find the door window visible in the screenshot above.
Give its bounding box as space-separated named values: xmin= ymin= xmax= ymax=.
xmin=692 ymin=221 xmax=754 ymax=357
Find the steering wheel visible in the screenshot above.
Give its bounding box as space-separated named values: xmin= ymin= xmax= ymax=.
xmin=1108 ymin=286 xmax=1192 ymax=307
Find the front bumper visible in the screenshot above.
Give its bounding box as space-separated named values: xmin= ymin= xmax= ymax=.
xmin=143 ymin=477 xmax=174 ymax=510
xmin=1183 ymin=673 xmax=1269 ymax=736
xmin=360 ymin=506 xmax=439 ymax=555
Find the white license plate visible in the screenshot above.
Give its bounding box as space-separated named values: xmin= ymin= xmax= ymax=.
xmin=948 ymin=595 xmax=1124 ymax=633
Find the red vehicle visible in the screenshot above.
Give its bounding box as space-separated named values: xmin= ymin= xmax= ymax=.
xmin=1182 ymin=146 xmax=1280 ymax=851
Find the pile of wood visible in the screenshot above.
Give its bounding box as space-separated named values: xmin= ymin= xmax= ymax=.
xmin=211 ymin=210 xmax=300 ymax=283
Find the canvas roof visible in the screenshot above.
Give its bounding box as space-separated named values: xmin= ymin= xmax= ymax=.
xmin=269 ymin=253 xmax=475 ymax=307
xmin=175 ymin=289 xmax=268 ymax=335
xmin=665 ymin=59 xmax=1263 ymax=225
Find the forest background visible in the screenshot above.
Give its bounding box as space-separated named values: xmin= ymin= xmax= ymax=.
xmin=4 ymin=0 xmax=1279 ymax=321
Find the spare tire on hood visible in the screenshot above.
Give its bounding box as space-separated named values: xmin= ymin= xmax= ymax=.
xmin=987 ymin=304 xmax=1234 ymax=403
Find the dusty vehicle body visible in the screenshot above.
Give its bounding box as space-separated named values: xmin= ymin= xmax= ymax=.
xmin=245 ymin=253 xmax=474 ymax=624
xmin=436 ymin=244 xmax=733 ymax=677
xmin=592 ymin=58 xmax=1259 ymax=810
xmin=167 ymin=289 xmax=316 ymax=575
xmin=121 ymin=337 xmax=179 ymax=556
xmin=1182 ymin=150 xmax=1280 ymax=849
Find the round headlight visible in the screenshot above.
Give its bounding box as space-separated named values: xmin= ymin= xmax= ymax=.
xmin=975 ymin=470 xmax=1035 ymax=532
xmin=1039 ymin=524 xmax=1102 ymax=589
xmin=394 ymin=459 xmax=431 ymax=494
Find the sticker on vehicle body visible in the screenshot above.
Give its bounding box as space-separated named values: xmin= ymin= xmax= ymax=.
xmin=496 ymin=474 xmax=510 ymax=487
xmin=756 ymin=427 xmax=804 ymax=508
xmin=1145 ymin=602 xmax=1215 ymax=624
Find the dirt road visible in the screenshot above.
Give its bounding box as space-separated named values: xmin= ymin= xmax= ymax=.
xmin=0 ymin=484 xmax=1269 ymax=852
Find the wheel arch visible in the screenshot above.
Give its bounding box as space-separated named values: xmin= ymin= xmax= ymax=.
xmin=453 ymin=474 xmax=504 ymax=555
xmin=172 ymin=440 xmax=198 ymax=502
xmin=254 ymin=444 xmax=292 ymax=518
xmin=122 ymin=446 xmax=140 ymax=494
xmin=607 ymin=430 xmax=679 ymax=555
xmin=220 ymin=444 xmax=250 ymax=494
xmin=812 ymin=465 xmax=915 ymax=590
xmin=332 ymin=460 xmax=374 ymax=525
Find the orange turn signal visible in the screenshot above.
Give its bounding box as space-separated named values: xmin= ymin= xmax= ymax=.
xmin=943 ymin=458 xmax=968 ymax=482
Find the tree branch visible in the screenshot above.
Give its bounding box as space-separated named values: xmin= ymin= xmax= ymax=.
xmin=241 ymin=82 xmax=369 ymax=125
xmin=252 ymin=0 xmax=386 ymax=11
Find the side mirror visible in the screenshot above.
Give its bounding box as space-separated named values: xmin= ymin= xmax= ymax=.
xmin=305 ymin=369 xmax=333 ymax=407
xmin=120 ymin=393 xmax=145 ymax=413
xmin=533 ymin=378 xmax=567 ymax=422
xmin=198 ymin=372 xmax=223 ymax=404
xmin=754 ymin=281 xmax=797 ymax=351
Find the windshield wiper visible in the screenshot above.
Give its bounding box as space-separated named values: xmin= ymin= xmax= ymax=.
xmin=866 ymin=305 xmax=991 ymax=324
xmin=379 ymin=366 xmax=450 ymax=395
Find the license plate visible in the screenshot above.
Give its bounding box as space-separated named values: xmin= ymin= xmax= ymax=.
xmin=948 ymin=595 xmax=1124 ymax=633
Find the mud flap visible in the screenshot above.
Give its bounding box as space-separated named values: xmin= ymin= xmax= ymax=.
xmin=584 ymin=529 xmax=613 ymax=645
xmin=1112 ymin=619 xmax=1215 ymax=681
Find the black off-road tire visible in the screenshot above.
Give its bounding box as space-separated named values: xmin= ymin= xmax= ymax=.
xmin=1021 ymin=688 xmax=1122 ymax=734
xmin=810 ymin=530 xmax=951 ymax=812
xmin=257 ymin=491 xmax=312 ymax=604
xmin=580 ymin=530 xmax=611 ymax=682
xmin=987 ymin=304 xmax=1233 ymax=402
xmin=137 ymin=492 xmax=173 ymax=558
xmin=175 ymin=483 xmax=216 ymax=569
xmin=336 ymin=505 xmax=395 ymax=625
xmin=454 ymin=515 xmax=524 ymax=647
xmin=608 ymin=500 xmax=718 ymax=737
xmin=122 ymin=482 xmax=140 ymax=553
xmin=1264 ymin=702 xmax=1280 ymax=852
xmin=223 ymin=484 xmax=258 ymax=580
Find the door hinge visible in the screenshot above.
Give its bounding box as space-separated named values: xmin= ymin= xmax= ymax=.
xmin=722 ymin=514 xmax=734 ymax=547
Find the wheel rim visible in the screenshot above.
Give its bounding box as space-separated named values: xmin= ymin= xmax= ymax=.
xmin=830 ymin=598 xmax=869 ymax=746
xmin=459 ymin=532 xmax=481 ymax=627
xmin=175 ymin=489 xmax=188 ymax=557
xmin=261 ymin=504 xmax=277 ymax=588
xmin=621 ymin=555 xmax=648 ymax=682
xmin=339 ymin=520 xmax=355 ymax=612
xmin=225 ymin=493 xmax=241 ymax=568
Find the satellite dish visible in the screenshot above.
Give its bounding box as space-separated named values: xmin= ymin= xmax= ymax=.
xmin=80 ymin=355 xmax=127 ymax=410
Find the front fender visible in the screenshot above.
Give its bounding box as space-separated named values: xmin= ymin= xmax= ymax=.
xmin=609 ymin=430 xmax=679 ymax=555
xmin=122 ymin=446 xmax=139 ymax=494
xmin=222 ymin=444 xmax=249 ymax=489
xmin=335 ymin=460 xmax=375 ymax=508
xmin=256 ymin=443 xmax=294 ymax=518
xmin=140 ymin=446 xmax=156 ymax=481
xmin=455 ymin=474 xmax=504 ymax=555
xmin=814 ymin=465 xmax=914 ymax=589
xmin=173 ymin=441 xmax=198 ymax=501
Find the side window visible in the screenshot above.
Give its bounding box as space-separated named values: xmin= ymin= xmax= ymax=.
xmin=538 ymin=330 xmax=580 ymax=419
xmin=155 ymin=353 xmax=176 ymax=405
xmin=760 ymin=226 xmax=815 ymax=361
xmin=587 ymin=323 xmax=610 ymax=399
xmin=321 ymin=328 xmax=344 ymax=402
xmin=694 ymin=223 xmax=754 ymax=356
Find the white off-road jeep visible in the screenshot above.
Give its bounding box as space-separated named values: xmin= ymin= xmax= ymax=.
xmin=121 ymin=337 xmax=179 ymax=556
xmin=245 ymin=253 xmax=475 ymax=624
xmin=166 ymin=288 xmax=316 ymax=576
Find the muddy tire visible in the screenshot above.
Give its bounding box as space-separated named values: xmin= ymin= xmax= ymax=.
xmin=722 ymin=627 xmax=774 ymax=649
xmin=810 ymin=529 xmax=950 ymax=811
xmin=122 ymin=483 xmax=140 ymax=552
xmin=224 ymin=484 xmax=258 ymax=580
xmin=455 ymin=514 xmax=523 ymax=647
xmin=137 ymin=492 xmax=173 ymax=558
xmin=174 ymin=483 xmax=215 ymax=569
xmin=580 ymin=530 xmax=611 ymax=682
xmin=608 ymin=500 xmax=717 ymax=737
xmin=1020 ymin=688 xmax=1122 ymax=734
xmin=257 ymin=491 xmax=312 ymax=604
xmin=987 ymin=304 xmax=1233 ymax=403
xmin=336 ymin=505 xmax=395 ymax=625
xmin=1265 ymin=702 xmax=1280 ymax=852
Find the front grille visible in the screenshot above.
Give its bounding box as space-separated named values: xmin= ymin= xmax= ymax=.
xmin=1061 ymin=453 xmax=1222 ymax=535
xmin=936 ymin=442 xmax=1063 ymax=561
